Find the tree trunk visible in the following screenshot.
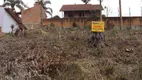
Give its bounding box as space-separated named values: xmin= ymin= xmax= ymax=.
xmin=88 ymin=32 xmax=104 ymax=47
xmin=89 ymin=0 xmax=104 ymax=47
xmin=40 ymin=4 xmax=43 ymax=27
xmin=100 ymin=0 xmax=102 ymax=21
xmin=88 ymin=0 xmax=104 ymax=47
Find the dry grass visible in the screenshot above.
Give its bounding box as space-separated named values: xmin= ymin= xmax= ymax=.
xmin=0 ymin=27 xmax=142 ymax=80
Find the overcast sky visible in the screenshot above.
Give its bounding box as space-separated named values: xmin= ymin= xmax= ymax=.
xmin=0 ymin=0 xmax=142 ymax=17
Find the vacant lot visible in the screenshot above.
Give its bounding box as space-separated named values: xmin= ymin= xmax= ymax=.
xmin=0 ymin=27 xmax=142 ymax=80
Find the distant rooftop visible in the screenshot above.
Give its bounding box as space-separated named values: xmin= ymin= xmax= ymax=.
xmin=60 ymin=4 xmax=103 ymax=11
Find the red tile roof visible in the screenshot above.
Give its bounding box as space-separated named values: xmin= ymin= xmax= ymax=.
xmin=60 ymin=4 xmax=103 ymax=11
xmin=5 ymin=8 xmax=27 ymax=30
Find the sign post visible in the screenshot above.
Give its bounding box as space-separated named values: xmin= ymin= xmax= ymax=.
xmin=89 ymin=21 xmax=105 ymax=47
xmin=91 ymin=21 xmax=104 ymax=32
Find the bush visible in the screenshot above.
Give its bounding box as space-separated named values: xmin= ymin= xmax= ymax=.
xmin=116 ymin=75 xmax=127 ymax=80
xmin=50 ymin=23 xmax=55 ymax=27
xmin=139 ymin=65 xmax=142 ymax=79
xmin=100 ymin=66 xmax=114 ymax=76
xmin=72 ymin=22 xmax=77 ymax=27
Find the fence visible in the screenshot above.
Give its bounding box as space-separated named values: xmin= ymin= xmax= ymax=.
xmin=24 ymin=17 xmax=142 ymax=30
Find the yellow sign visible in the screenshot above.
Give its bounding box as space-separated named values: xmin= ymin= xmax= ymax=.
xmin=91 ymin=21 xmax=105 ymax=32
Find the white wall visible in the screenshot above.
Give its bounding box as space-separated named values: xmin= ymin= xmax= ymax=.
xmin=0 ymin=7 xmax=19 ymax=33
xmin=0 ymin=7 xmax=4 ymax=28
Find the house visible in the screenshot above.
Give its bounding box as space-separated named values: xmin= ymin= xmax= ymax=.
xmin=22 ymin=2 xmax=46 ymax=29
xmin=43 ymin=4 xmax=103 ymax=27
xmin=60 ymin=4 xmax=103 ymax=18
xmin=0 ymin=7 xmax=26 ymax=33
xmin=22 ymin=3 xmax=103 ymax=27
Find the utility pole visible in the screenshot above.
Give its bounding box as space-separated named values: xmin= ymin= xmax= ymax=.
xmin=129 ymin=7 xmax=131 ymax=27
xmin=105 ymin=6 xmax=108 ymax=29
xmin=119 ymin=0 xmax=123 ymax=30
xmin=141 ymin=0 xmax=142 ymax=16
xmin=129 ymin=7 xmax=131 ymax=17
xmin=89 ymin=0 xmax=104 ymax=47
xmin=99 ymin=0 xmax=102 ymax=21
xmin=140 ymin=0 xmax=142 ymax=27
xmin=141 ymin=6 xmax=142 ymax=16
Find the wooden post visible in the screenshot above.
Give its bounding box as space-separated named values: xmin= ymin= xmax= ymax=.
xmin=119 ymin=0 xmax=123 ymax=30
xmin=88 ymin=0 xmax=105 ymax=47
xmin=90 ymin=0 xmax=104 ymax=47
xmin=89 ymin=21 xmax=105 ymax=47
xmin=100 ymin=0 xmax=102 ymax=21
xmin=129 ymin=7 xmax=131 ymax=28
xmin=40 ymin=3 xmax=43 ymax=27
xmin=0 ymin=26 xmax=1 ymax=32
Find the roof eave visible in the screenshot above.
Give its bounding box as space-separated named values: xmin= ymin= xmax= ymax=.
xmin=60 ymin=10 xmax=101 ymax=11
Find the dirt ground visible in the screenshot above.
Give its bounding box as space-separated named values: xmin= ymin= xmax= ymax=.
xmin=0 ymin=27 xmax=142 ymax=80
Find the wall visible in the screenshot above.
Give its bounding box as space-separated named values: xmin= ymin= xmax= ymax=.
xmin=22 ymin=2 xmax=47 ymax=29
xmin=64 ymin=11 xmax=100 ymax=18
xmin=105 ymin=17 xmax=142 ymax=30
xmin=0 ymin=7 xmax=18 ymax=33
xmin=43 ymin=18 xmax=90 ymax=27
xmin=43 ymin=17 xmax=142 ymax=30
xmin=24 ymin=24 xmax=40 ymax=29
xmin=0 ymin=7 xmax=4 ymax=28
xmin=3 ymin=9 xmax=18 ymax=33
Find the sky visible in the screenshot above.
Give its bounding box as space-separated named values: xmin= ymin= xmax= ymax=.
xmin=0 ymin=0 xmax=142 ymax=17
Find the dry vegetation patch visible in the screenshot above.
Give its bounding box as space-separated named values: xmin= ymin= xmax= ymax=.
xmin=0 ymin=27 xmax=142 ymax=80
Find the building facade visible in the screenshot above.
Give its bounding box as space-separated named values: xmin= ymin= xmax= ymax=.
xmin=22 ymin=2 xmax=46 ymax=29
xmin=60 ymin=4 xmax=103 ymax=18
xmin=0 ymin=7 xmax=26 ymax=33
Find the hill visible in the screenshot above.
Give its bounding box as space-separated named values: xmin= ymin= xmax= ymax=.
xmin=0 ymin=27 xmax=141 ymax=80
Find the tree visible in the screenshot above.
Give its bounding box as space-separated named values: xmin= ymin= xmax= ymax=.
xmin=88 ymin=0 xmax=104 ymax=47
xmin=3 ymin=0 xmax=28 ymax=11
xmin=82 ymin=0 xmax=91 ymax=4
xmin=104 ymin=6 xmax=112 ymax=17
xmin=36 ymin=0 xmax=52 ymax=27
xmin=36 ymin=0 xmax=52 ymax=16
xmin=52 ymin=15 xmax=60 ymax=19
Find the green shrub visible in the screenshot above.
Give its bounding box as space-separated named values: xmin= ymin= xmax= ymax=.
xmin=116 ymin=75 xmax=127 ymax=80
xmin=84 ymin=26 xmax=91 ymax=30
xmin=126 ymin=26 xmax=131 ymax=30
xmin=100 ymin=66 xmax=114 ymax=76
xmin=72 ymin=22 xmax=78 ymax=27
xmin=5 ymin=33 xmax=15 ymax=37
xmin=111 ymin=30 xmax=118 ymax=36
xmin=50 ymin=23 xmax=55 ymax=27
xmin=139 ymin=65 xmax=142 ymax=79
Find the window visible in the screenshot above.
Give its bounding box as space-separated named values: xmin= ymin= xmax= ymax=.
xmin=67 ymin=11 xmax=74 ymax=18
xmin=68 ymin=13 xmax=73 ymax=17
xmin=79 ymin=13 xmax=84 ymax=17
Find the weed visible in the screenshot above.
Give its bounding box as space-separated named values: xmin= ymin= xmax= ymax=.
xmin=100 ymin=66 xmax=114 ymax=76
xmin=139 ymin=64 xmax=142 ymax=79
xmin=111 ymin=30 xmax=118 ymax=36
xmin=90 ymin=48 xmax=104 ymax=57
xmin=50 ymin=23 xmax=55 ymax=28
xmin=116 ymin=75 xmax=127 ymax=80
